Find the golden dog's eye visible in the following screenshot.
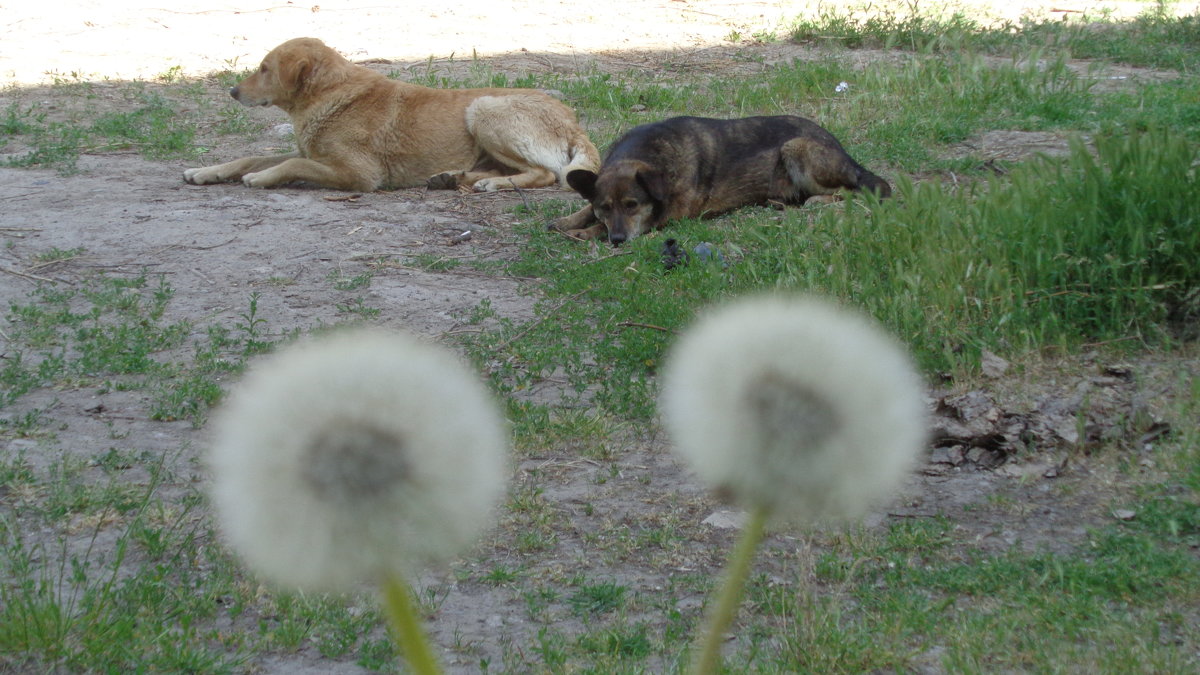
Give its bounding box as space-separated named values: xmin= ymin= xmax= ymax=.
xmin=260 ymin=64 xmax=268 ymax=73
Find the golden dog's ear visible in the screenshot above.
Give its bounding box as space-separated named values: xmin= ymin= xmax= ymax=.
xmin=278 ymin=58 xmax=313 ymax=92
xmin=567 ymin=170 xmax=599 ymax=201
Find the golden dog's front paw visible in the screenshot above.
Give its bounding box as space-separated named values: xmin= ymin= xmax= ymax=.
xmin=183 ymin=167 xmax=220 ymax=185
xmin=242 ymin=171 xmax=271 ymax=188
xmin=472 ymin=177 xmax=513 ymax=192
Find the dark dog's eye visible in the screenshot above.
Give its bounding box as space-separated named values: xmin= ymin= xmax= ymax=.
xmin=622 ymin=198 xmax=640 ymax=210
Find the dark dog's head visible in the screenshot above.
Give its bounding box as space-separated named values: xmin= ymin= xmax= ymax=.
xmin=567 ymin=160 xmax=666 ymax=245
xmin=230 ymin=38 xmax=350 ymax=111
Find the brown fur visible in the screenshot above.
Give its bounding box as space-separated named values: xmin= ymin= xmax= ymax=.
xmin=552 ymin=115 xmax=890 ymax=244
xmin=183 ymin=37 xmax=599 ymax=192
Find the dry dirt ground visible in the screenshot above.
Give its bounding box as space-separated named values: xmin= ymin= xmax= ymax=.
xmin=1 ymin=2 xmax=1197 ymax=673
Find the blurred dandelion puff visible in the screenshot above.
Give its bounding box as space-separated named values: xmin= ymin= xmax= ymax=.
xmin=209 ymin=328 xmax=509 ymax=674
xmin=659 ymin=294 xmax=927 ymax=674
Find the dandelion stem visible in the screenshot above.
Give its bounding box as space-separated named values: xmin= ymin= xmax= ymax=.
xmin=382 ymin=573 xmax=443 ymax=675
xmin=689 ymin=504 xmax=770 ymax=675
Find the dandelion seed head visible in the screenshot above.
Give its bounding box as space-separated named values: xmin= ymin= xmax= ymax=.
xmin=660 ymin=295 xmax=926 ymax=521
xmin=209 ymin=329 xmax=508 ymax=592
xmin=300 ymin=423 xmax=411 ymax=505
xmin=745 ymin=372 xmax=840 ymax=454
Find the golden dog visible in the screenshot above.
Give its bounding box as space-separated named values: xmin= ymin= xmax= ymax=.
xmin=183 ymin=37 xmax=599 ymax=192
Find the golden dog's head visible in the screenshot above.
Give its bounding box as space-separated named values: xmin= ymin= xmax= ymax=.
xmin=230 ymin=38 xmax=350 ymax=111
xmin=567 ymin=161 xmax=666 ymax=246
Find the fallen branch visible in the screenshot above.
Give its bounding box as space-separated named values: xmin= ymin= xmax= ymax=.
xmin=497 ymin=290 xmax=588 ymax=352
xmin=1 ymin=266 xmax=60 ymax=284
xmin=24 ymin=254 xmax=87 ymax=274
xmin=616 ymin=321 xmax=675 ymax=334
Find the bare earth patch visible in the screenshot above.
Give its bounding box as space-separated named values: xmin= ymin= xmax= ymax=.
xmin=1 ymin=2 xmax=1197 ymax=673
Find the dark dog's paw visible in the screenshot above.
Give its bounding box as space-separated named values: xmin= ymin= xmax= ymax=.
xmin=555 ymin=224 xmax=606 ymax=241
xmin=426 ymin=172 xmax=460 ymax=190
xmin=549 ymin=215 xmax=590 ymax=233
xmin=550 ymin=204 xmax=596 ymax=233
xmin=804 ymin=194 xmax=844 ymax=205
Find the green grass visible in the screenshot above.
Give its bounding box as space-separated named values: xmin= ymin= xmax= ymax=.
xmin=0 ymin=445 xmax=398 ymax=673
xmin=0 ymin=450 xmax=239 ymax=673
xmin=481 ymin=46 xmax=1196 ymax=172
xmin=788 ymin=5 xmax=1200 ymax=71
xmin=1 ymin=84 xmax=217 ymax=173
xmin=568 ymin=580 xmax=628 ymax=616
xmin=327 ymin=270 xmax=373 ymax=291
xmin=1 ymin=274 xmax=281 ymax=424
xmin=742 ymin=517 xmax=1200 ymax=673
xmin=0 ymin=278 xmax=396 ymax=672
xmin=89 ymin=91 xmax=197 ymax=159
xmin=461 ymin=130 xmax=1197 ymax=419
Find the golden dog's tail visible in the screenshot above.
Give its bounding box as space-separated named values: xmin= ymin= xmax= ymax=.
xmin=562 ymin=134 xmax=601 ymax=186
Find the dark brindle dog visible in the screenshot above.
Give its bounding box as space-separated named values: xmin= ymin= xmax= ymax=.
xmin=552 ymin=115 xmax=891 ymax=245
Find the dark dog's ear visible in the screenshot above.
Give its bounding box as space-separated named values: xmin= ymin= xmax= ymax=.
xmin=635 ymin=166 xmax=668 ymax=203
xmin=567 ymin=169 xmax=599 ymax=201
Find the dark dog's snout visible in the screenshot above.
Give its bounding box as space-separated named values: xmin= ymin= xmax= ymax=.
xmin=228 ymin=86 xmax=239 ymax=100
xmin=608 ymin=232 xmax=627 ymax=246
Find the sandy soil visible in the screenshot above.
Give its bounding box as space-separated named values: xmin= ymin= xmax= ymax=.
xmin=1 ymin=1 xmax=1195 ymax=673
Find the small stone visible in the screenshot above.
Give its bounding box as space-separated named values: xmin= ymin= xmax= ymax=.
xmin=929 ymin=446 xmax=964 ymax=465
xmin=702 ymin=510 xmax=747 ymax=529
xmin=980 ymin=350 xmax=1009 ymax=378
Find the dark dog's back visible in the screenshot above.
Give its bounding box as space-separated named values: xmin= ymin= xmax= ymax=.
xmin=558 ymin=115 xmax=890 ymax=244
xmin=609 ymin=116 xmax=888 ymax=206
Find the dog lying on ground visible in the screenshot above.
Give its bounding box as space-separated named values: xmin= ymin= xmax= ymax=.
xmin=551 ymin=115 xmax=891 ymax=244
xmin=183 ymin=37 xmax=599 ymax=193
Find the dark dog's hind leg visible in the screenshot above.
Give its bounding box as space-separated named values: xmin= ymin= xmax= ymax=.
xmin=780 ymin=137 xmax=891 ymax=200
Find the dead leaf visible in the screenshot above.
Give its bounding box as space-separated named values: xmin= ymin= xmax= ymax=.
xmin=323 ymin=194 xmax=362 ymax=202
